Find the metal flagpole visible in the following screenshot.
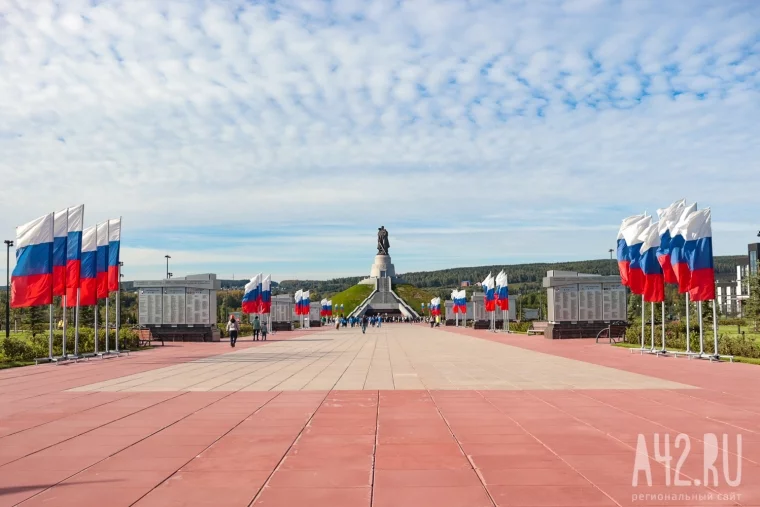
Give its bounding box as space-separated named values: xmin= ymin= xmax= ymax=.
xmin=94 ymin=302 xmax=98 ymax=355
xmin=115 ymin=218 xmax=121 ymax=353
xmin=640 ymin=299 xmax=645 ymax=349
xmin=62 ymin=295 xmax=67 ymax=357
xmin=685 ymin=293 xmax=691 ymax=354
xmin=105 ymin=296 xmax=110 ymax=353
xmin=698 ymin=301 xmax=704 ymax=356
xmin=74 ymin=290 xmax=80 ymax=357
xmin=650 ymin=302 xmax=655 ymax=351
xmin=712 ymin=299 xmax=719 ymax=358
xmin=115 ymin=276 xmax=120 ymax=353
xmin=49 ymin=304 xmax=54 ymax=359
xmin=661 ymin=301 xmax=666 ymax=353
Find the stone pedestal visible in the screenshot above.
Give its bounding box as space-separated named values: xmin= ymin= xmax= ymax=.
xmin=370 ymin=255 xmax=396 ymax=279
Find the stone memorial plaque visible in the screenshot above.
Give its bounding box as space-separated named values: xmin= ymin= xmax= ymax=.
xmin=578 ymin=284 xmax=602 ymax=321
xmin=185 ymin=288 xmax=209 ymax=325
xmin=603 ymin=283 xmax=627 ymax=320
xmin=139 ymin=288 xmax=163 ymax=325
xmin=163 ymin=287 xmax=186 ymax=325
xmin=553 ymin=286 xmax=579 ymax=322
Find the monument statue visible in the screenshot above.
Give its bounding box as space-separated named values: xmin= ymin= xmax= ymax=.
xmin=377 ymin=226 xmax=390 ymax=255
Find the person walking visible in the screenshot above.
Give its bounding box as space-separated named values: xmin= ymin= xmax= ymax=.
xmin=361 ymin=315 xmax=368 ymax=334
xmin=261 ymin=325 xmax=268 ymax=341
xmin=227 ymin=316 xmax=240 ymax=347
xmin=253 ymin=316 xmax=261 ymax=341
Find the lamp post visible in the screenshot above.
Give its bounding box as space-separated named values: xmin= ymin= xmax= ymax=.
xmin=165 ymin=255 xmax=171 ymax=279
xmin=4 ymin=240 xmax=13 ymax=338
xmin=608 ymin=248 xmax=615 ymax=274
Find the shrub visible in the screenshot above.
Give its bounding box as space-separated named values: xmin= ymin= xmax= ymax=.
xmin=624 ymin=321 xmax=760 ymax=358
xmin=509 ymin=321 xmax=532 ymax=333
xmin=2 ymin=336 xmax=37 ymax=362
xmin=0 ymin=327 xmax=142 ymax=363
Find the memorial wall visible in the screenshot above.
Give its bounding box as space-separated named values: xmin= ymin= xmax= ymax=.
xmin=544 ymin=271 xmax=627 ymax=323
xmin=135 ymin=274 xmax=219 ymax=327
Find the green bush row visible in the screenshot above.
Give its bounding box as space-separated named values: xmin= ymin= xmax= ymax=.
xmin=1 ymin=328 xmax=140 ymax=363
xmin=217 ymin=324 xmax=253 ymax=338
xmin=623 ymin=322 xmax=760 ymax=358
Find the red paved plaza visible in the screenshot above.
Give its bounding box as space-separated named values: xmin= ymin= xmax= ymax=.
xmin=0 ymin=325 xmax=757 ymax=507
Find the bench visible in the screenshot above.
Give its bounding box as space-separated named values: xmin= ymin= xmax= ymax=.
xmin=595 ymin=322 xmax=627 ymax=344
xmin=139 ymin=336 xmax=164 ymax=347
xmin=527 ymin=322 xmax=549 ymax=335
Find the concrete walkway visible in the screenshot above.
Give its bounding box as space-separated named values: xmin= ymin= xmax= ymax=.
xmin=69 ymin=325 xmax=691 ymax=392
xmin=0 ymin=325 xmax=757 ymax=506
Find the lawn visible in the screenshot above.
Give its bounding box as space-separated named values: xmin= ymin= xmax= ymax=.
xmin=393 ymin=283 xmax=437 ymax=315
xmin=717 ymin=324 xmax=760 ymax=344
xmin=613 ymin=341 xmax=760 ymax=365
xmin=329 ymin=284 xmax=374 ymax=316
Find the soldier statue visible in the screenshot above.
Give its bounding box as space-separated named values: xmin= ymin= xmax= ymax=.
xmin=377 ymin=226 xmax=390 ymax=255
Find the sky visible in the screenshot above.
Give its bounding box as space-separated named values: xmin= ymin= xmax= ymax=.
xmin=1 ymin=0 xmax=759 ymax=282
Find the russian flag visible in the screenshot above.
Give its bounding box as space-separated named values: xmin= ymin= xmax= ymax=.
xmin=639 ymin=223 xmax=665 ymax=303
xmin=107 ymin=217 xmax=121 ymax=293
xmin=261 ymin=275 xmax=272 ymax=314
xmin=242 ymin=274 xmax=261 ymax=314
xmin=255 ymin=273 xmax=263 ymax=311
xmin=682 ymin=209 xmax=715 ymax=302
xmin=302 ymin=290 xmax=310 ymax=316
xmin=496 ymin=271 xmax=509 ymax=311
xmin=670 ymin=203 xmax=697 ymax=294
xmin=450 ymin=290 xmax=459 ymax=314
xmin=431 ymin=297 xmax=441 ymax=316
xmin=11 ymin=213 xmax=54 ymax=308
xmin=65 ymin=205 xmax=84 ymax=307
xmin=655 ymin=200 xmax=685 ymax=285
xmin=79 ymin=225 xmax=98 ymax=306
xmin=616 ymin=214 xmax=647 ymax=287
xmin=622 ymin=216 xmax=652 ymax=295
xmin=53 ymin=209 xmax=68 ymax=297
xmin=456 ymin=290 xmax=467 ymax=313
xmin=321 ymin=298 xmax=329 ymax=317
xmin=327 ymin=300 xmax=332 ymax=316
xmin=294 ymin=290 xmax=303 ymax=315
xmin=96 ymin=221 xmax=109 ymax=300
xmin=482 ymin=273 xmax=496 ymax=312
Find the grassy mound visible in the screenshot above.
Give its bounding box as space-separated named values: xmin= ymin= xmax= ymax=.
xmin=394 ymin=283 xmax=437 ymax=316
xmin=329 ymin=284 xmax=374 ymax=316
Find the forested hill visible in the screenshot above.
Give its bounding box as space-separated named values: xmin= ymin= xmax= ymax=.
xmin=118 ymin=255 xmax=747 ymax=296
xmin=399 ymin=255 xmax=748 ymax=293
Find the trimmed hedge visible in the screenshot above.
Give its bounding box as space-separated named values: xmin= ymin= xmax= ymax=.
xmin=1 ymin=328 xmax=140 ymax=363
xmin=624 ymin=321 xmax=760 ymax=358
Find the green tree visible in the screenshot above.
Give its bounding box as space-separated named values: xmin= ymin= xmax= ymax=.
xmin=23 ymin=305 xmax=47 ymax=337
xmin=745 ymin=274 xmax=760 ymax=331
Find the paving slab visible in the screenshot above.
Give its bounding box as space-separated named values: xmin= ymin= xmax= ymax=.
xmin=0 ymin=324 xmax=757 ymax=506
xmin=68 ymin=326 xmax=692 ymax=392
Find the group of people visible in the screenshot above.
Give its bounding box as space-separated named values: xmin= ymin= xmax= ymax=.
xmin=225 ymin=315 xmax=268 ymax=347
xmin=224 ymin=311 xmax=434 ymax=347
xmin=330 ymin=315 xmax=383 ymax=330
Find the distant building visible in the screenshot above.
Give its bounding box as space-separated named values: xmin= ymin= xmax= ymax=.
xmin=460 ymin=281 xmax=471 ymax=287
xmin=749 ymin=243 xmax=759 ymax=275
xmin=721 ymin=242 xmax=760 ymax=317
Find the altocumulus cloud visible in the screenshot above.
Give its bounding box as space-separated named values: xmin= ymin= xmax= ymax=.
xmin=0 ymin=0 xmax=758 ymax=279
